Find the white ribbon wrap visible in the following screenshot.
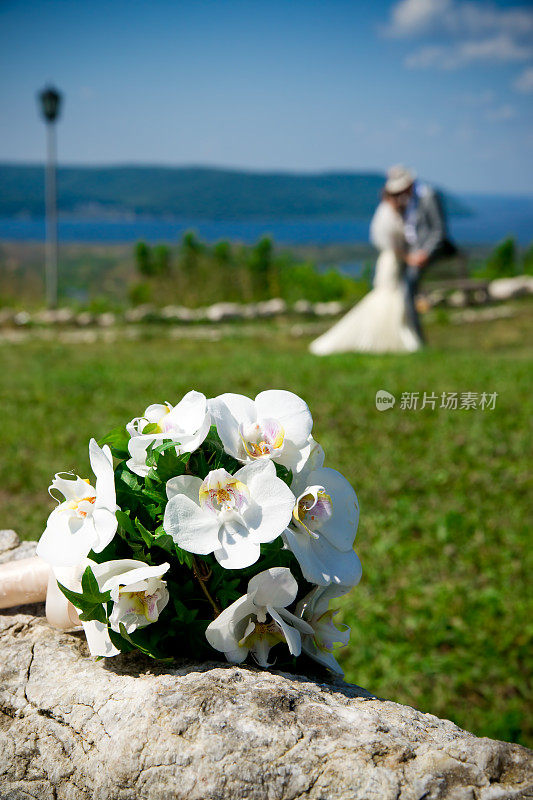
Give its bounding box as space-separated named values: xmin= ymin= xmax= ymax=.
xmin=0 ymin=556 xmax=82 ymax=630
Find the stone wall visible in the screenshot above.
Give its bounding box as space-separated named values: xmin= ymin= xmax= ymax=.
xmin=1 ymin=532 xmax=531 ymax=799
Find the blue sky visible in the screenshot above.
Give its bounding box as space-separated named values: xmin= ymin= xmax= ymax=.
xmin=0 ymin=0 xmax=532 ymax=193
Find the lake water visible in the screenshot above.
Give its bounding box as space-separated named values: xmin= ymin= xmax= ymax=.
xmin=0 ymin=195 xmax=531 ymax=246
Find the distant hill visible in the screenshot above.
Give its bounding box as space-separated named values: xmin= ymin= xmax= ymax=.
xmin=0 ymin=164 xmax=470 ymax=220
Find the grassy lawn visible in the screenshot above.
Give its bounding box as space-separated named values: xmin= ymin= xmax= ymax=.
xmin=2 ymin=302 xmax=531 ymax=746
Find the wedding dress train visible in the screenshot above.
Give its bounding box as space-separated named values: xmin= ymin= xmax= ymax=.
xmin=310 ymin=202 xmax=422 ymax=355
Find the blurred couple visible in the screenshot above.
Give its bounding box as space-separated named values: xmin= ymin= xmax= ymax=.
xmin=310 ymin=165 xmax=455 ymax=355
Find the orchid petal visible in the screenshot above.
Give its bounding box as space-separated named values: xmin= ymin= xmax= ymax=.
xmin=248 ymin=567 xmax=298 ymax=609
xmin=214 ymin=522 xmax=261 ymax=569
xmin=166 ymin=475 xmax=202 ymax=502
xmin=126 ymin=437 xmax=152 ymax=477
xmin=296 ymin=583 xmax=352 ymax=619
xmin=205 ymin=595 xmax=256 ymax=652
xmin=283 ymin=527 xmax=362 ymax=587
xmin=143 ymin=403 xmax=171 ymax=424
xmin=91 ymin=507 xmax=118 ymax=553
xmin=164 ymin=495 xmax=220 ymax=555
xmin=235 ymin=460 xmax=295 ymax=544
xmin=291 ymin=436 xmax=326 ymax=495
xmin=223 ymin=647 xmax=250 ymax=664
xmin=272 ymin=440 xmax=308 ymax=471
xmin=251 ymin=636 xmax=275 ymax=668
xmin=305 ymin=467 xmax=359 ymax=550
xmin=91 ymin=558 xmax=148 ymax=586
xmin=180 ymin=411 xmax=211 ymax=454
xmin=89 ymin=439 xmax=116 ymax=511
xmin=268 ymin=606 xmax=302 ymax=657
xmin=255 ymin=390 xmax=312 ymax=447
xmin=165 ymin=390 xmax=208 ymax=434
xmin=301 ymin=639 xmax=345 ymax=676
xmin=82 ymin=619 xmax=120 ymax=657
xmin=49 ymin=474 xmax=94 ymax=503
xmin=277 ymin=607 xmax=314 ymax=636
xmin=98 ymin=562 xmax=170 ymax=594
xmin=37 ymin=512 xmax=94 ymax=567
xmin=209 ymin=393 xmax=256 ymax=459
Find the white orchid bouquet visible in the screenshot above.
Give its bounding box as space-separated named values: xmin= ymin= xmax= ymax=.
xmin=36 ymin=390 xmax=362 ymax=675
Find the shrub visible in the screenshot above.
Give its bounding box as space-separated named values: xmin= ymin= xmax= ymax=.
xmin=128 ymin=281 xmax=152 ymax=306
xmin=485 ymin=237 xmax=517 ymax=278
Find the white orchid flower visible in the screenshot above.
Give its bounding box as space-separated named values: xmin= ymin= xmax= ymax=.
xmin=296 ymin=584 xmax=351 ymax=675
xmin=291 ymin=435 xmax=325 ymax=494
xmin=163 ymin=460 xmax=295 ymax=569
xmin=205 ymin=567 xmax=313 ymax=667
xmin=283 ymin=466 xmax=361 ymax=586
xmin=37 ymin=439 xmax=119 ymax=568
xmin=82 ymin=559 xmax=170 ymax=658
xmin=126 ymin=390 xmax=210 ymax=477
xmin=209 ymin=390 xmax=313 ymax=470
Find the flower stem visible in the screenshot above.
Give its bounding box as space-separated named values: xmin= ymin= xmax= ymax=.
xmin=192 ymin=557 xmax=220 ymax=617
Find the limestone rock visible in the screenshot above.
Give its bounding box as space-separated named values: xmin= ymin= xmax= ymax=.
xmin=489 ymin=275 xmax=533 ymax=301
xmin=1 ymin=533 xmax=532 ymax=800
xmin=0 ymin=529 xmax=37 ymax=563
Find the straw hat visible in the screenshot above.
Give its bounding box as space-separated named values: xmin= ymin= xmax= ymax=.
xmin=385 ymin=164 xmax=416 ymax=194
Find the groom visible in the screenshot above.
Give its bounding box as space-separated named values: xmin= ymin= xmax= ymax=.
xmin=385 ymin=165 xmax=456 ymax=342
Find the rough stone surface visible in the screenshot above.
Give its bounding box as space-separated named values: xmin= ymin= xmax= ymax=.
xmin=0 ymin=529 xmax=38 ymax=563
xmin=1 ymin=534 xmax=532 ymax=800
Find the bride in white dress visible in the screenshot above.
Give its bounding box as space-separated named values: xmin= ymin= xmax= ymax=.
xmin=309 ymin=198 xmax=423 ymax=355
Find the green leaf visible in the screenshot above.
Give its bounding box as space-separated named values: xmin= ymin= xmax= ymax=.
xmin=275 ymin=462 xmax=293 ymax=487
xmin=56 ymin=572 xmax=110 ymax=617
xmin=205 ymin=424 xmax=222 ymax=442
xmin=80 ymin=566 xmax=112 ymax=604
xmin=174 ymin=543 xmax=195 ymax=568
xmin=78 ymin=603 xmax=107 ymax=624
xmin=155 ymin=448 xmax=187 ymax=483
xmin=194 ymin=428 xmax=239 ymax=473
xmin=108 ymin=627 xmax=134 ymax=654
xmin=143 ymin=486 xmax=168 ymax=503
xmin=116 ymin=509 xmax=137 ymax=537
xmin=142 ymin=422 xmax=161 ymax=435
xmin=152 ymin=530 xmax=175 ymax=555
xmin=118 ymin=623 xmax=173 ymax=661
xmin=152 ymin=440 xmax=190 ymax=458
xmin=98 ymin=425 xmax=130 ymax=454
xmin=144 ymin=503 xmax=161 ymax=521
xmin=115 ymin=464 xmax=142 ymax=493
xmin=56 ymin=581 xmax=88 ymax=609
xmin=135 ymin=518 xmax=153 ymax=548
xmin=172 ymin=596 xmax=199 ymax=623
xmin=81 ymin=566 xmax=102 ymax=598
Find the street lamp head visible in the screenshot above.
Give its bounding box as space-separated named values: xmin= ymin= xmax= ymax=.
xmin=39 ymin=86 xmax=62 ymax=123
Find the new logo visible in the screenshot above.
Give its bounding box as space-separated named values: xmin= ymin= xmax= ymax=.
xmin=375 ymin=390 xmax=396 ymax=411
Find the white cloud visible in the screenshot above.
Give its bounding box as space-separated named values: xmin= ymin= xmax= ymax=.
xmin=406 ymin=34 xmax=533 ymax=69
xmin=388 ymin=0 xmax=452 ymax=36
xmin=387 ymin=0 xmax=533 ymax=38
xmin=405 ymin=45 xmax=447 ymax=68
xmin=485 ymin=104 xmax=516 ymax=121
xmin=513 ymin=66 xmax=533 ymax=93
xmin=457 ymin=89 xmax=494 ymax=105
xmin=458 ymin=35 xmax=532 ymax=63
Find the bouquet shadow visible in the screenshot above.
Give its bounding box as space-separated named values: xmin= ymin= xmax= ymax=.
xmin=101 ymin=644 xmax=374 ymax=702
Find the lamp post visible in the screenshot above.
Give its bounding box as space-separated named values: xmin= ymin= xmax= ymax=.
xmin=38 ymin=86 xmax=62 ymax=308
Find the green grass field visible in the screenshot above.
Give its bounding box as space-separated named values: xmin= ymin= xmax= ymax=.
xmin=2 ymin=303 xmax=531 ymax=746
